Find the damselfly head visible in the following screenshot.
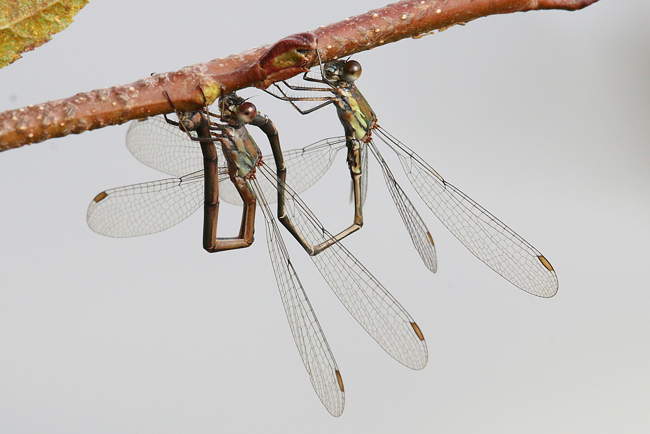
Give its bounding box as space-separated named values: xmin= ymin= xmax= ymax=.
xmin=323 ymin=60 xmax=345 ymax=81
xmin=219 ymin=93 xmax=248 ymax=124
xmin=236 ymin=102 xmax=257 ymax=124
xmin=323 ymin=59 xmax=362 ymax=85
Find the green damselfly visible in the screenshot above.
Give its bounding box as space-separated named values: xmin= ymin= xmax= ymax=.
xmin=266 ymin=58 xmax=558 ymax=298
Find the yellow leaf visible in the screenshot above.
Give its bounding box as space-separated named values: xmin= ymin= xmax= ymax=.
xmin=0 ymin=0 xmax=89 ymax=69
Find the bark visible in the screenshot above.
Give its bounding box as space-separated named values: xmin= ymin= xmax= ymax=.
xmin=0 ymin=0 xmax=599 ymax=152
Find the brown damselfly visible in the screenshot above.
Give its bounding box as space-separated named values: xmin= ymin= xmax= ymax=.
xmin=86 ymin=93 xmax=428 ymax=416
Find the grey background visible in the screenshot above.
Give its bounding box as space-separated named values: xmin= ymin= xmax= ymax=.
xmin=1 ymin=0 xmax=648 ymax=432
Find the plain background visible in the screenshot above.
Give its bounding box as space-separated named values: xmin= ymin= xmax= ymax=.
xmin=1 ymin=0 xmax=648 ymax=432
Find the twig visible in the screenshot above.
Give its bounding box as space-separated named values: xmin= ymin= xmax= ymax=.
xmin=0 ymin=0 xmax=599 ymax=152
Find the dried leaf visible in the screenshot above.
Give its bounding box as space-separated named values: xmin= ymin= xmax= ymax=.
xmin=0 ymin=0 xmax=89 ymax=69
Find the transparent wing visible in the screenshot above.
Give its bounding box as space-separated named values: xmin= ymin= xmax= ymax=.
xmin=87 ymin=171 xmax=204 ymax=238
xmin=376 ymin=127 xmax=558 ymax=298
xmin=251 ymin=179 xmax=345 ymax=417
xmin=368 ymin=142 xmax=437 ymax=274
xmin=125 ymin=115 xmax=214 ymax=177
xmin=127 ymin=115 xmax=345 ymax=205
xmin=259 ymin=165 xmax=428 ymax=370
xmin=220 ymin=137 xmax=345 ymax=206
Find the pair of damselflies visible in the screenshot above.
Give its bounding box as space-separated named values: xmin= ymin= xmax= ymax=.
xmin=87 ymin=56 xmax=557 ymax=416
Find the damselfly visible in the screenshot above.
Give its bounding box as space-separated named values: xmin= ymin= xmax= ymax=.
xmin=266 ymin=59 xmax=558 ymax=298
xmin=86 ymin=93 xmax=427 ymax=416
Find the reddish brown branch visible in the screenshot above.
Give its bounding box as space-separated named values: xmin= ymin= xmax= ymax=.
xmin=0 ymin=0 xmax=598 ymax=152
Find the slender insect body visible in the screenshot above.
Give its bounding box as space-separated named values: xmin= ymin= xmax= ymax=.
xmin=219 ymin=126 xmax=262 ymax=179
xmin=333 ymin=87 xmax=375 ymax=140
xmin=267 ymin=58 xmax=558 ymax=297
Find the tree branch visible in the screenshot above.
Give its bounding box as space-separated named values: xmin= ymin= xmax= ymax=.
xmin=0 ymin=0 xmax=599 ymax=152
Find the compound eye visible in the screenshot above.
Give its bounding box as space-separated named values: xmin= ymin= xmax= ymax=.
xmin=236 ymin=102 xmax=257 ymax=123
xmin=341 ymin=60 xmax=362 ymax=82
